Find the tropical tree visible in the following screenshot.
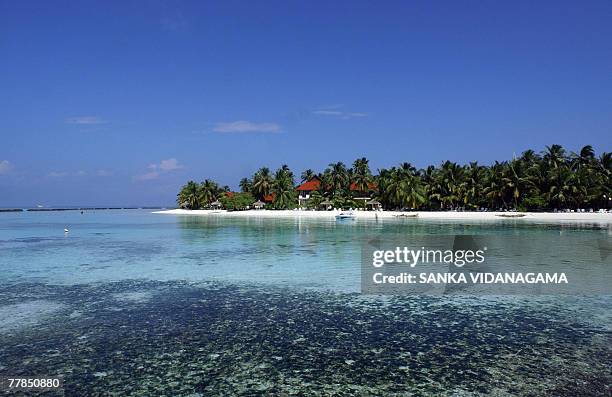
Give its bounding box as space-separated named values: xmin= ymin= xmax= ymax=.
xmin=502 ymin=159 xmax=538 ymax=209
xmin=432 ymin=161 xmax=463 ymax=209
xmin=300 ymin=169 xmax=316 ymax=182
xmin=220 ymin=192 xmax=255 ymax=211
xmin=177 ymin=181 xmax=200 ymax=209
xmin=377 ymin=165 xmax=425 ymax=210
xmin=272 ymin=165 xmax=296 ymax=209
xmin=326 ymin=162 xmax=349 ymax=196
xmin=177 ymin=144 xmax=611 ymax=212
xmin=543 ymin=144 xmax=567 ymax=170
xmin=251 ymin=167 xmax=274 ymax=200
xmin=547 ymin=166 xmax=579 ymax=209
xmin=483 ymin=162 xmax=507 ymax=209
xmin=199 ymin=179 xmax=220 ymax=206
xmin=239 ymin=178 xmax=252 ymax=193
xmin=351 ymin=157 xmax=373 ymax=193
xmin=462 ymin=162 xmax=485 ymax=209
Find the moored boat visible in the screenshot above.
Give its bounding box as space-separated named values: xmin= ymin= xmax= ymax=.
xmin=335 ymin=211 xmax=356 ymax=220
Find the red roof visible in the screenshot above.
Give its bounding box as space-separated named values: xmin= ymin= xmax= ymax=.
xmin=225 ymin=192 xmax=235 ymax=198
xmin=296 ymin=178 xmax=321 ymax=191
xmin=350 ymin=182 xmax=377 ymax=191
xmin=263 ymin=193 xmax=275 ymax=202
xmin=296 ymin=177 xmax=376 ymax=192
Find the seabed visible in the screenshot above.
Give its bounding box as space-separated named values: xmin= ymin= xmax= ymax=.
xmin=0 ymin=280 xmax=609 ymax=396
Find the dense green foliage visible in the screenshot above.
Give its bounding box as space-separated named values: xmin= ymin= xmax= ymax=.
xmin=178 ymin=145 xmax=611 ymax=211
xmin=219 ymin=192 xmax=255 ymax=211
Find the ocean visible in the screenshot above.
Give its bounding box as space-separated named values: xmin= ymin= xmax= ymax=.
xmin=0 ymin=209 xmax=610 ymax=396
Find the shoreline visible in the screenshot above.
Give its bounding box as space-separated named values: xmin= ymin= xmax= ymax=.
xmin=153 ymin=208 xmax=612 ymax=223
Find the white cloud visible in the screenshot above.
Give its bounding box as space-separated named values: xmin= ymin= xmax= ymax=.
xmin=134 ymin=158 xmax=183 ymax=181
xmin=65 ymin=116 xmax=106 ymax=125
xmin=312 ymin=107 xmax=368 ymax=120
xmin=213 ymin=121 xmax=281 ymax=133
xmin=313 ymin=110 xmax=343 ymax=116
xmin=97 ymin=169 xmax=113 ymax=176
xmin=0 ymin=160 xmax=13 ymax=174
xmin=159 ymin=158 xmax=183 ymax=171
xmin=47 ymin=170 xmax=87 ymax=178
xmin=134 ymin=171 xmax=160 ymax=181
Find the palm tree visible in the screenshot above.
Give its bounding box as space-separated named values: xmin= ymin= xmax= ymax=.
xmin=199 ymin=179 xmax=220 ymax=206
xmin=239 ymin=178 xmax=252 ymax=193
xmin=377 ymin=166 xmax=425 ymax=210
xmin=326 ymin=162 xmax=349 ymax=196
xmin=251 ymin=167 xmax=274 ymax=200
xmin=547 ymin=166 xmax=578 ymax=209
xmin=272 ymin=165 xmax=295 ymax=209
xmin=543 ymin=144 xmax=567 ymax=170
xmin=177 ymin=181 xmax=200 ymax=209
xmin=300 ymin=169 xmax=316 ymax=182
xmin=483 ymin=162 xmax=507 ymax=209
xmin=600 ymin=152 xmax=612 ymax=174
xmin=571 ymin=145 xmax=596 ymax=170
xmin=462 ymin=162 xmax=485 ymax=209
xmin=351 ymin=157 xmax=372 ymax=193
xmin=419 ymin=165 xmax=437 ymax=209
xmin=177 ymin=144 xmax=610 ymax=212
xmin=433 ymin=161 xmax=463 ymax=209
xmin=598 ymin=152 xmax=612 ymax=208
xmin=503 ymin=159 xmax=537 ymax=209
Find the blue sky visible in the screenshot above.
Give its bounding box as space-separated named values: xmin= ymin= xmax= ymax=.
xmin=1 ymin=1 xmax=611 ymax=206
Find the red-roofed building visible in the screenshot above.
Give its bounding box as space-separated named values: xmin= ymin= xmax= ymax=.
xmin=349 ymin=182 xmax=377 ymax=192
xmin=295 ymin=177 xmax=377 ymax=207
xmin=263 ymin=193 xmax=275 ymax=203
xmin=296 ymin=176 xmax=321 ymax=206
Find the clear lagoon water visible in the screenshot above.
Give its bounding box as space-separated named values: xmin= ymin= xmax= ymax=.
xmin=0 ymin=210 xmax=610 ymax=396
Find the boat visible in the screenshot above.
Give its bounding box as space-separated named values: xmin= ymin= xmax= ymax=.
xmin=335 ymin=211 xmax=356 ymax=220
xmin=394 ymin=213 xmax=419 ymax=218
xmin=495 ymin=213 xmax=526 ymax=218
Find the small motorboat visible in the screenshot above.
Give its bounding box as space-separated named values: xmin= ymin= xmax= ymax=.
xmin=394 ymin=213 xmax=419 ymax=218
xmin=495 ymin=213 xmax=526 ymax=218
xmin=335 ymin=211 xmax=356 ymax=220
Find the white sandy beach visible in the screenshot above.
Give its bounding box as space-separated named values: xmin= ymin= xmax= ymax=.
xmin=153 ymin=208 xmax=612 ymax=223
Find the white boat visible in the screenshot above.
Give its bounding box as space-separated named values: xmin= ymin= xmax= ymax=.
xmin=394 ymin=213 xmax=419 ymax=218
xmin=495 ymin=213 xmax=526 ymax=218
xmin=335 ymin=211 xmax=356 ymax=220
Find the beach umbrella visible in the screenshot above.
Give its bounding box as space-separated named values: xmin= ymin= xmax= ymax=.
xmin=366 ymin=199 xmax=381 ymax=210
xmin=319 ymin=200 xmax=333 ymax=210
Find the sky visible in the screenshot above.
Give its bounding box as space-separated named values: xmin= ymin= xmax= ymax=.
xmin=0 ymin=0 xmax=611 ymax=207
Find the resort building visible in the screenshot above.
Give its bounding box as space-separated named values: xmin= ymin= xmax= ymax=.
xmin=295 ymin=177 xmax=378 ymax=208
xmin=296 ymin=176 xmax=322 ymax=207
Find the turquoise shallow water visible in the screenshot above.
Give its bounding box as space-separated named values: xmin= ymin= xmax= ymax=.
xmin=0 ymin=210 xmax=610 ymax=396
xmin=1 ymin=209 xmax=610 ymax=291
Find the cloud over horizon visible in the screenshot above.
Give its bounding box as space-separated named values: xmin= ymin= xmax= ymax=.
xmin=65 ymin=116 xmax=107 ymax=125
xmin=0 ymin=160 xmax=13 ymax=175
xmin=48 ymin=170 xmax=87 ymax=178
xmin=213 ymin=121 xmax=281 ymax=133
xmin=134 ymin=158 xmax=184 ymax=181
xmin=312 ymin=106 xmax=368 ymax=119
